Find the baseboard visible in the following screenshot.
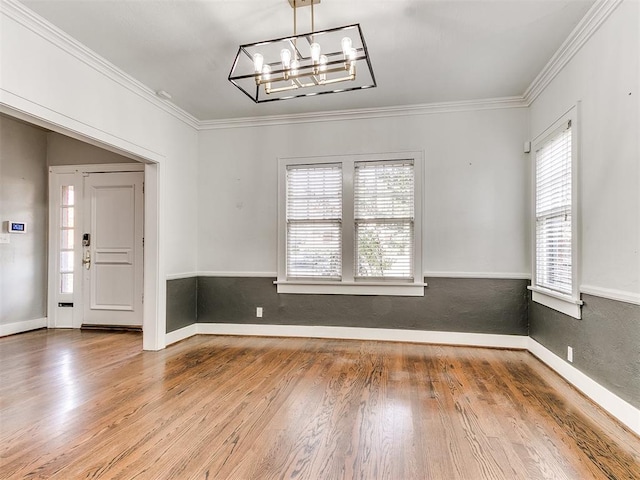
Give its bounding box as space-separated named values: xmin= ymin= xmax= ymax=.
xmin=192 ymin=323 xmax=529 ymax=349
xmin=0 ymin=317 xmax=47 ymax=337
xmin=166 ymin=323 xmax=198 ymax=345
xmin=528 ymin=338 xmax=640 ymax=436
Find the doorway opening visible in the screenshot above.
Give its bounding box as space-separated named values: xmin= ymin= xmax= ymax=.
xmin=49 ymin=164 xmax=145 ymax=330
xmin=0 ymin=106 xmax=165 ymax=350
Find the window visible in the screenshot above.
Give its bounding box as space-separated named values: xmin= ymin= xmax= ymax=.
xmin=60 ymin=185 xmax=75 ymax=294
xmin=535 ymin=123 xmax=572 ymax=294
xmin=48 ymin=173 xmax=78 ymax=329
xmin=529 ymin=109 xmax=581 ymax=318
xmin=278 ymin=152 xmax=424 ymax=296
xmin=354 ymin=161 xmax=414 ymax=279
xmin=286 ymin=164 xmax=342 ymax=279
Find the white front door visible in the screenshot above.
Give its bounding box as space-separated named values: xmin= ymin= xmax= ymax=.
xmin=82 ymin=172 xmax=144 ymax=327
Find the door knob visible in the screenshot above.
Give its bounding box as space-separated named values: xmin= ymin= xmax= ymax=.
xmin=82 ymin=250 xmax=91 ymax=270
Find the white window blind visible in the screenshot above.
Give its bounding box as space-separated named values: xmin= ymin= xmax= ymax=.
xmin=354 ymin=160 xmax=414 ymax=279
xmin=535 ymin=121 xmax=572 ymax=295
xmin=286 ymin=164 xmax=342 ymax=279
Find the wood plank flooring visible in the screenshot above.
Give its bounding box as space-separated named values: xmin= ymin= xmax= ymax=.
xmin=0 ymin=329 xmax=638 ymax=479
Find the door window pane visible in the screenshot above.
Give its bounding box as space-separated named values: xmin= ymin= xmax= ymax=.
xmin=62 ymin=185 xmax=75 ymax=206
xmin=61 ymin=207 xmax=74 ymax=228
xmin=60 ymin=229 xmax=74 ymax=250
xmin=60 ymin=273 xmax=74 ymax=294
xmin=60 ymin=251 xmax=74 ymax=272
xmin=59 ymin=185 xmax=75 ymax=294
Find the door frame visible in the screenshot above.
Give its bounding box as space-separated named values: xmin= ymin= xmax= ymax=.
xmin=48 ymin=163 xmax=145 ymax=330
xmin=2 ymin=105 xmax=166 ymax=351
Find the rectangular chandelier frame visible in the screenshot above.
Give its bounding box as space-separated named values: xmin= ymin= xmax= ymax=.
xmin=228 ymin=24 xmax=376 ymax=103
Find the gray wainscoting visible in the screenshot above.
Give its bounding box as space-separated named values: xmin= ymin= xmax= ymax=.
xmin=529 ymin=294 xmax=640 ymax=409
xmin=166 ymin=277 xmax=197 ymax=333
xmin=197 ymin=277 xmax=529 ymax=335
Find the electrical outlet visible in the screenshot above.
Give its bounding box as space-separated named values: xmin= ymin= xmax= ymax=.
xmin=256 ymin=307 xmax=263 ymax=318
xmin=567 ymin=346 xmax=573 ymax=363
xmin=0 ymin=234 xmax=9 ymax=244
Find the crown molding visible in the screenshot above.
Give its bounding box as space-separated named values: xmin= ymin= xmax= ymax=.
xmin=1 ymin=0 xmax=200 ymax=130
xmin=523 ymin=0 xmax=624 ymax=105
xmin=198 ymin=96 xmax=527 ymax=130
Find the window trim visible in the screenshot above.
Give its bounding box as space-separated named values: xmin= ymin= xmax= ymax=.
xmin=277 ymin=151 xmax=425 ymax=296
xmin=529 ymin=105 xmax=582 ymax=318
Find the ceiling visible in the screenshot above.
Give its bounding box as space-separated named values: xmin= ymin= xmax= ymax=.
xmin=21 ymin=0 xmax=595 ymax=121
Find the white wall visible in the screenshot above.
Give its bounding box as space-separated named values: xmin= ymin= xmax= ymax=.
xmin=159 ymin=117 xmax=199 ymax=276
xmin=47 ymin=132 xmax=137 ymax=165
xmin=1 ymin=2 xmax=198 ymax=274
xmin=1 ymin=1 xmax=199 ymax=347
xmin=198 ymin=107 xmax=530 ymax=277
xmin=529 ymin=0 xmax=639 ymax=298
xmin=0 ymin=116 xmax=47 ymax=329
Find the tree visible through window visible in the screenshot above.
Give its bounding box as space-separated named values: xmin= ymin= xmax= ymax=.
xmin=354 ymin=160 xmax=414 ymax=279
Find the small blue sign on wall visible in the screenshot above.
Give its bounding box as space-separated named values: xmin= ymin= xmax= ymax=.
xmin=7 ymin=221 xmax=26 ymax=233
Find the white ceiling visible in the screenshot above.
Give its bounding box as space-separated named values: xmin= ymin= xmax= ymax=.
xmin=21 ymin=0 xmax=595 ymax=121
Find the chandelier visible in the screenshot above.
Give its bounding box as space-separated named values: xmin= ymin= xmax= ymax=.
xmin=228 ymin=0 xmax=376 ymax=103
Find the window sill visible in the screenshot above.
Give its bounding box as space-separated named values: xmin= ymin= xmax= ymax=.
xmin=275 ymin=280 xmax=427 ymax=296
xmin=528 ymin=286 xmax=583 ymax=319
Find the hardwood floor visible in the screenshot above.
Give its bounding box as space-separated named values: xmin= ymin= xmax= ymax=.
xmin=0 ymin=330 xmax=638 ymax=479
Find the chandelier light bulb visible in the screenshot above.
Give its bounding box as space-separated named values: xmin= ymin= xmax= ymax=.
xmin=280 ymin=49 xmax=292 ymax=69
xmin=319 ymin=55 xmax=328 ymax=71
xmin=262 ymin=64 xmax=271 ymax=80
xmin=341 ymin=37 xmax=352 ymax=56
xmin=348 ymin=47 xmax=357 ymax=61
xmin=253 ymin=53 xmax=264 ymax=73
xmin=291 ymin=59 xmax=300 ymax=76
xmin=319 ymin=54 xmax=328 ymax=81
xmin=310 ymin=43 xmax=321 ymax=64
